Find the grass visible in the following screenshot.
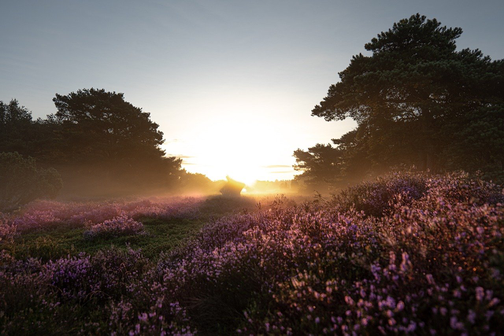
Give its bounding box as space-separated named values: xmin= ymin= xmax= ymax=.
xmin=6 ymin=218 xmax=213 ymax=262
xmin=3 ymin=195 xmax=260 ymax=262
xmin=0 ymin=194 xmax=272 ymax=335
xmin=9 ymin=218 xmax=202 ymax=262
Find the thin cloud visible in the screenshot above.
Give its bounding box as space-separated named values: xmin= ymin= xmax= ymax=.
xmin=264 ymin=165 xmax=292 ymax=169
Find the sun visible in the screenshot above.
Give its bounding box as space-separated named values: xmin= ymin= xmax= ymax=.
xmin=172 ymin=113 xmax=291 ymax=186
xmin=214 ymin=160 xmax=263 ymax=187
xmin=192 ymin=128 xmax=268 ymax=186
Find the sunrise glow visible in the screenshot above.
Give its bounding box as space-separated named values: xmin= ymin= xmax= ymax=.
xmin=166 ymin=112 xmax=298 ymax=185
xmin=2 ymin=2 xmax=504 ymax=334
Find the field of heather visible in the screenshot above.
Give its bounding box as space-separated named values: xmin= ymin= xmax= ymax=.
xmin=1 ymin=172 xmax=503 ymax=335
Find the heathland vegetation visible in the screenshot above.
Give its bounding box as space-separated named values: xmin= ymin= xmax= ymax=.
xmin=1 ymin=172 xmax=503 ymax=334
xmin=1 ymin=14 xmax=504 ymax=335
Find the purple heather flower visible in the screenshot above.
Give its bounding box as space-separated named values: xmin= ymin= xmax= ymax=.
xmin=476 ymin=287 xmax=485 ymax=301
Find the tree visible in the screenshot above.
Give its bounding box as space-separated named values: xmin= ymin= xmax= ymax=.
xmin=0 ymin=92 xmax=192 ymax=197
xmin=50 ymin=88 xmax=182 ymax=195
xmin=176 ymin=171 xmax=219 ymax=195
xmin=0 ymin=100 xmax=34 ymax=155
xmin=446 ymin=104 xmax=504 ymax=181
xmin=299 ymin=14 xmax=503 ymax=186
xmin=52 ymin=88 xmax=165 ymax=164
xmin=0 ymin=152 xmax=62 ymax=212
xmin=293 ymin=144 xmax=345 ymax=190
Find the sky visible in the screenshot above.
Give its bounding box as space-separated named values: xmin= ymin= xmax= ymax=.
xmin=1 ymin=0 xmax=503 ymax=184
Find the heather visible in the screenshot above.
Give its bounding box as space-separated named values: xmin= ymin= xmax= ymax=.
xmin=1 ymin=173 xmax=503 ymax=334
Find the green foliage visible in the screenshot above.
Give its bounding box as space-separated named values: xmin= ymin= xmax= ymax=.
xmin=0 ymin=100 xmax=33 ymax=155
xmin=52 ymin=88 xmax=165 ymax=163
xmin=445 ymin=104 xmax=504 ymax=183
xmin=176 ymin=171 xmax=221 ymax=195
xmin=0 ymin=88 xmax=189 ymax=197
xmin=7 ymin=217 xmax=205 ymax=262
xmin=294 ymin=144 xmax=344 ymax=191
xmin=51 ymin=88 xmax=183 ymax=194
xmin=0 ymin=152 xmax=62 ymax=212
xmin=298 ymin=14 xmax=504 ymax=188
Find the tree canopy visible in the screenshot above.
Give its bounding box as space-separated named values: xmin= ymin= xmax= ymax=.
xmin=52 ymin=88 xmax=166 ymax=164
xmin=293 ymin=144 xmax=344 ymax=191
xmin=0 ymin=100 xmax=34 ymax=155
xmin=50 ymin=88 xmax=182 ymax=195
xmin=0 ymin=89 xmax=185 ymax=198
xmin=295 ymin=14 xmax=504 ymax=190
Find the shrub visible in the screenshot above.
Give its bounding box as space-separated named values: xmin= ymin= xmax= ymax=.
xmin=0 ymin=152 xmax=62 ymax=212
xmin=332 ymin=171 xmax=428 ymax=217
xmin=156 ymin=172 xmax=504 ymax=334
xmin=0 ymin=217 xmax=16 ymax=243
xmin=2 ymin=172 xmax=503 ymax=334
xmin=84 ymin=215 xmax=145 ymax=240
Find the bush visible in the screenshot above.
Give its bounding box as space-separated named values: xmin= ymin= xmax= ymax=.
xmin=0 ymin=152 xmax=62 ymax=212
xmin=83 ymin=215 xmax=145 ymax=240
xmin=331 ymin=171 xmax=428 ymax=217
xmin=156 ymin=172 xmax=504 ymax=334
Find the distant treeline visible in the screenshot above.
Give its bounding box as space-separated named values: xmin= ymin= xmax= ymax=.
xmin=294 ymin=14 xmax=504 ymax=192
xmin=0 ymin=88 xmax=217 ymax=199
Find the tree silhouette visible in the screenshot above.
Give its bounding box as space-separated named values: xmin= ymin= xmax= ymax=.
xmin=0 ymin=100 xmax=33 ymax=155
xmin=53 ymin=88 xmax=165 ymax=164
xmin=49 ymin=88 xmax=182 ymax=194
xmin=294 ymin=144 xmax=344 ymax=190
xmin=296 ymin=14 xmax=504 ymax=188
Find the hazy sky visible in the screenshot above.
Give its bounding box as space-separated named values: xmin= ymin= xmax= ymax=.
xmin=2 ymin=0 xmax=503 ymax=183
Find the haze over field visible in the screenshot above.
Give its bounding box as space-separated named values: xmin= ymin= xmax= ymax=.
xmin=2 ymin=0 xmax=503 ymax=183
xmin=2 ymin=3 xmax=504 ymax=334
